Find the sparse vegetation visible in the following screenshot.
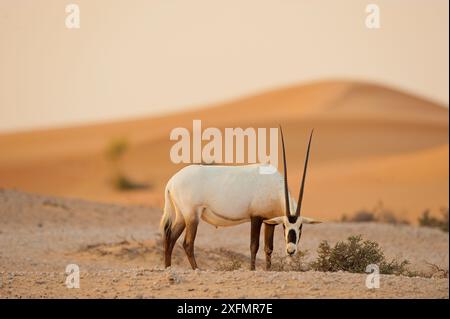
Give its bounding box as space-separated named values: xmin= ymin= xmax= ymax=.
xmin=426 ymin=262 xmax=449 ymax=278
xmin=214 ymin=248 xmax=247 ymax=271
xmin=310 ymin=235 xmax=410 ymax=275
xmin=341 ymin=210 xmax=377 ymax=222
xmin=418 ymin=208 xmax=449 ymax=232
xmin=105 ymin=138 xmax=150 ymax=191
xmin=271 ymin=250 xmax=309 ymax=272
xmin=268 ymin=235 xmax=422 ymax=276
xmin=216 ymin=256 xmax=242 ymax=271
xmin=342 ymin=201 xmax=409 ymax=225
xmin=112 ymin=174 xmax=150 ymax=191
xmin=105 ymin=138 xmax=129 ymax=163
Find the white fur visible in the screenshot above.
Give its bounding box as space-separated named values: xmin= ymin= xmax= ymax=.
xmin=162 ymin=163 xmax=321 ymax=256
xmin=165 ymin=164 xmax=296 ymax=226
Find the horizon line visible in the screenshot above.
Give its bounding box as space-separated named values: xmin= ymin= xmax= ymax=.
xmin=1 ymin=78 xmax=448 ymax=135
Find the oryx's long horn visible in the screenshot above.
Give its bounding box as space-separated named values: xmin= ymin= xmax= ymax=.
xmin=295 ymin=129 xmax=314 ymax=217
xmin=279 ymin=125 xmax=290 ymax=217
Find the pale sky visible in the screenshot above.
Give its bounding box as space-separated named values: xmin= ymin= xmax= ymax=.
xmin=0 ymin=0 xmax=448 ymax=132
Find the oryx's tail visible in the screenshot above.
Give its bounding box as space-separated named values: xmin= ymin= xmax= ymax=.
xmin=160 ymin=186 xmax=175 ymax=242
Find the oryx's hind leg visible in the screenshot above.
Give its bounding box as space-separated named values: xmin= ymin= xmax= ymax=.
xmin=264 ymin=223 xmax=275 ymax=270
xmin=250 ymin=216 xmax=263 ymax=270
xmin=183 ymin=213 xmax=200 ymax=270
xmin=164 ymin=217 xmax=186 ymax=268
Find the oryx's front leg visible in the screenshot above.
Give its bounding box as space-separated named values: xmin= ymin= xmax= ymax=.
xmin=183 ymin=216 xmax=199 ymax=270
xmin=264 ymin=223 xmax=275 ymax=270
xmin=250 ymin=216 xmax=263 ymax=270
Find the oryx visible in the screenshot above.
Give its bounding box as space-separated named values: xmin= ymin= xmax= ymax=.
xmin=160 ymin=127 xmax=321 ymax=270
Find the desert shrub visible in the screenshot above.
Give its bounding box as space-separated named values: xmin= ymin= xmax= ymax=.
xmin=378 ymin=210 xmax=408 ymax=225
xmin=426 ymin=263 xmax=449 ymax=278
xmin=342 ymin=202 xmax=409 ymax=225
xmin=310 ymin=235 xmax=409 ymax=275
xmin=346 ymin=210 xmax=377 ymax=222
xmin=418 ymin=208 xmax=449 ymax=232
xmin=112 ymin=174 xmax=150 ymax=191
xmin=105 ymin=138 xmax=128 ymax=162
xmin=105 ymin=138 xmax=150 ymax=191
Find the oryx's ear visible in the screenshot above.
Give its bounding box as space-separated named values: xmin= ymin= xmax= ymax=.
xmin=301 ymin=216 xmax=322 ymax=224
xmin=264 ymin=217 xmax=284 ymax=225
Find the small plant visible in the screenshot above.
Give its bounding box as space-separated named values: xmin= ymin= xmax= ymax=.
xmin=271 ymin=250 xmax=309 ymax=272
xmin=345 ymin=210 xmax=377 ymax=222
xmin=216 ymin=257 xmax=242 ymax=271
xmin=342 ymin=202 xmax=409 ymax=225
xmin=418 ymin=208 xmax=449 ymax=232
xmin=105 ymin=137 xmax=150 ymax=191
xmin=426 ymin=262 xmax=449 ymax=278
xmin=112 ymin=174 xmax=150 ymax=191
xmin=106 ymin=138 xmax=128 ymax=163
xmin=214 ymin=249 xmax=246 ymax=271
xmin=310 ymin=235 xmax=410 ymax=275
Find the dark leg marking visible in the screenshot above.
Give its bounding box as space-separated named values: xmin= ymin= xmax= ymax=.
xmin=264 ymin=223 xmax=275 ymax=270
xmin=183 ymin=218 xmax=199 ymax=270
xmin=250 ymin=216 xmax=263 ymax=270
xmin=164 ymin=220 xmax=186 ymax=268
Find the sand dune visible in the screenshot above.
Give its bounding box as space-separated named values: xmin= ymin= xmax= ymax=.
xmin=0 ymin=81 xmax=448 ymax=222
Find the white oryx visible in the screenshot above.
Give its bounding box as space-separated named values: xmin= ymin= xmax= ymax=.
xmin=160 ymin=127 xmax=321 ymax=270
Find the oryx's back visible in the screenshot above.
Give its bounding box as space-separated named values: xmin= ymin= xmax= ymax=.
xmin=166 ymin=164 xmax=285 ymax=222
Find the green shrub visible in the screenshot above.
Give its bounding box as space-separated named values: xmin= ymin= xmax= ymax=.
xmin=106 ymin=138 xmax=128 ymax=162
xmin=345 ymin=210 xmax=377 ymax=222
xmin=310 ymin=235 xmax=410 ymax=275
xmin=112 ymin=174 xmax=150 ymax=191
xmin=104 ymin=138 xmax=150 ymax=191
xmin=342 ymin=202 xmax=409 ymax=225
xmin=418 ymin=208 xmax=449 ymax=232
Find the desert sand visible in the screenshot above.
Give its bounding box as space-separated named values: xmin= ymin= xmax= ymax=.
xmin=0 ymin=81 xmax=448 ymax=223
xmin=0 ymin=189 xmax=448 ymax=299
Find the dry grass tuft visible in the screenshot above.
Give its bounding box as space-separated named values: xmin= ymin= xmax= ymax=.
xmin=425 ymin=262 xmax=449 ymax=278
xmin=216 ymin=256 xmax=242 ymax=271
xmin=270 ymin=250 xmax=309 ymax=272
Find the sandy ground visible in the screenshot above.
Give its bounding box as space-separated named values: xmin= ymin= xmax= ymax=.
xmin=0 ymin=189 xmax=448 ymax=299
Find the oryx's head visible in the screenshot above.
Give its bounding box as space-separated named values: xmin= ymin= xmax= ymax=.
xmin=264 ymin=126 xmax=322 ymax=256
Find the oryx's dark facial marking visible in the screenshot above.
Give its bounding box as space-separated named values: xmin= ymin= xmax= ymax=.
xmin=287 ymin=215 xmax=298 ymax=224
xmin=287 ymin=229 xmax=297 ymax=244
